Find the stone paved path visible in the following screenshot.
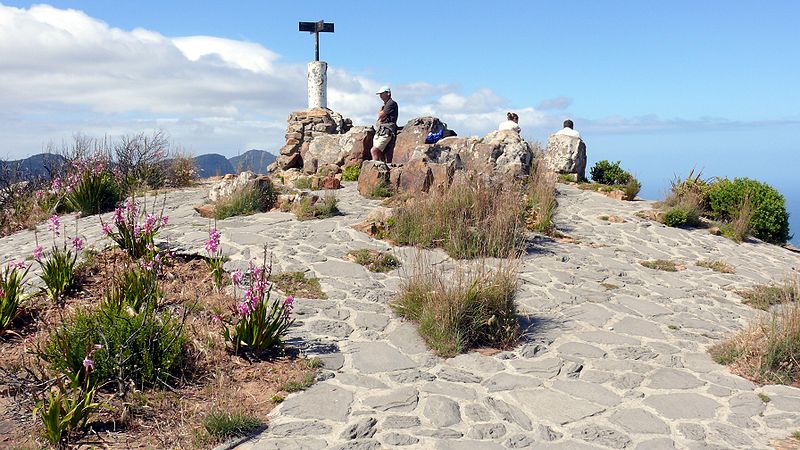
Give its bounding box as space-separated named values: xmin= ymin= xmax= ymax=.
xmin=2 ymin=182 xmax=799 ymax=450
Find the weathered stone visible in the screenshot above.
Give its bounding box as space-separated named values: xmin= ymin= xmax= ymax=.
xmin=354 ymin=312 xmax=390 ymax=331
xmin=537 ymin=424 xmax=563 ymax=441
xmin=505 ymin=434 xmax=535 ymax=448
xmin=194 ymin=203 xmax=215 ymax=218
xmin=437 ymin=367 xmax=482 ymax=383
xmin=388 ymin=324 xmax=428 ymax=354
xmin=392 ymin=116 xmax=449 ymax=165
xmin=434 ymin=440 xmax=503 ymax=450
xmin=646 ymin=368 xmax=705 ymax=390
xmin=557 ymin=342 xmax=607 ymax=358
xmin=280 ymin=384 xmax=354 ymax=421
xmin=420 ymin=381 xmax=478 ymax=400
xmin=207 ymin=171 xmax=272 ymax=202
xmin=464 ymin=403 xmax=494 ymax=422
xmin=303 ymin=127 xmax=375 ymax=175
xmin=678 ymin=423 xmax=706 ymax=440
xmin=513 ymin=389 xmax=605 ymax=425
xmin=466 ymin=423 xmax=506 ymax=440
xmin=417 ymin=428 xmax=463 ymax=439
xmin=382 ymin=415 xmax=421 ymax=429
xmin=363 ymin=387 xmax=419 ymax=412
xmin=708 ymin=423 xmax=752 ymax=447
xmin=635 ymin=438 xmax=677 ymax=449
xmin=388 ymin=370 xmax=436 ymax=384
xmin=423 ymin=396 xmax=461 ymax=427
xmin=357 ymin=161 xmax=390 ymax=197
xmin=610 ymin=408 xmax=669 ymax=434
xmin=483 ymin=373 xmax=542 ymax=392
xmin=329 ymin=440 xmax=380 ymax=450
xmin=382 ymin=432 xmax=419 ymax=446
xmin=483 ymin=397 xmax=532 ymax=431
xmin=340 ymin=417 xmax=377 ymax=440
xmin=643 ymin=393 xmax=719 ymax=419
xmin=552 ymin=379 xmax=622 ymax=406
xmin=349 ymin=342 xmax=417 ymax=374
xmin=396 ymin=157 xmax=433 ymax=193
xmin=544 ymin=133 xmax=587 ymax=181
xmin=509 ymin=357 xmax=563 ymax=378
xmin=269 ymin=420 xmax=332 ymax=437
xmin=308 ymin=320 xmax=353 ymax=339
xmin=572 ymin=424 xmax=631 ymax=449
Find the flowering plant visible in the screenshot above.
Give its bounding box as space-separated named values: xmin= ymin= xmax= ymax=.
xmin=102 ymin=196 xmax=168 ymax=259
xmin=222 ymin=247 xmax=294 ymax=355
xmin=60 ymin=152 xmax=120 ymax=216
xmin=204 ymin=227 xmax=225 ymax=289
xmin=1 ymin=261 xmax=30 ymax=333
xmin=37 ymin=216 xmax=82 ymax=303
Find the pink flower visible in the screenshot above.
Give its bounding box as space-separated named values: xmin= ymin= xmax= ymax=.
xmin=125 ymin=198 xmax=137 ymax=215
xmin=212 ymin=315 xmax=221 ymax=324
xmin=204 ymin=229 xmax=221 ymax=254
xmin=83 ymin=357 xmax=94 ymax=370
xmin=283 ymin=295 xmax=294 ymax=316
xmin=33 ymin=245 xmax=43 ymax=262
xmin=161 ymin=216 xmax=169 ymax=226
xmin=101 ymin=223 xmax=113 ymax=235
xmin=231 ymin=270 xmax=242 ymax=286
xmin=72 ymin=236 xmax=84 ymax=251
xmin=51 ymin=177 xmax=62 ymax=191
xmin=143 ymin=214 xmax=157 ymax=233
xmin=112 ymin=208 xmax=124 ymax=225
xmin=11 ymin=260 xmax=26 ymax=270
xmin=35 ymin=190 xmax=44 ymax=200
xmin=0 ymin=288 xmax=5 ymax=298
xmin=237 ymin=301 xmax=252 ymax=316
xmin=47 ymin=215 xmax=61 ymax=235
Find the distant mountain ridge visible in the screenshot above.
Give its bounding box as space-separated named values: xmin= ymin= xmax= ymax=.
xmin=2 ymin=150 xmax=276 ymax=180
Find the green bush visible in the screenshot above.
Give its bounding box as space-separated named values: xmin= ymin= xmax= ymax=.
xmin=663 ymin=205 xmax=700 ymax=228
xmin=41 ymin=299 xmax=185 ymax=392
xmin=708 ymin=178 xmax=790 ymax=244
xmin=38 ymin=246 xmax=79 ymax=303
xmin=622 ymin=177 xmax=641 ymax=201
xmin=589 ymin=160 xmax=631 ymax=185
xmin=294 ymin=177 xmax=312 ymax=190
xmin=65 ymin=169 xmax=120 ymax=216
xmin=1 ymin=263 xmax=29 ymax=333
xmin=215 ymin=181 xmax=277 ymax=220
xmin=341 ymin=164 xmax=361 ymax=182
xmin=203 ymin=410 xmax=261 ymax=441
xmin=102 ymin=268 xmax=159 ymax=314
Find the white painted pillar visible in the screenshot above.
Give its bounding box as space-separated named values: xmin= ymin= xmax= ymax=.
xmin=307 ymin=61 xmax=327 ymax=109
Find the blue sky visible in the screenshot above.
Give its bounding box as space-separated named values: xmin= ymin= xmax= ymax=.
xmin=1 ymin=1 xmax=798 ymax=243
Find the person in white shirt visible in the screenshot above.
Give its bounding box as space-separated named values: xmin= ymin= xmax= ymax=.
xmin=554 ymin=119 xmax=581 ymax=138
xmin=498 ymin=112 xmax=521 ymax=133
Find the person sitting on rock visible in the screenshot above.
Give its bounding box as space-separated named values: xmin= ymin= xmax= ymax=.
xmin=371 ymin=86 xmax=399 ymax=162
xmin=498 ymin=112 xmax=521 ymax=133
xmin=555 ymin=119 xmax=581 ymax=138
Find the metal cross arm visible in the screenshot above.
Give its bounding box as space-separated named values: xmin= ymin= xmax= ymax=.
xmin=299 ymin=20 xmax=335 ymax=61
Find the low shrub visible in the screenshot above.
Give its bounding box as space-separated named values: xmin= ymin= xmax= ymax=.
xmin=696 ymin=260 xmax=735 ymax=274
xmin=40 ymin=298 xmax=185 ymax=393
xmin=710 ymin=280 xmax=800 ymax=384
xmin=271 ymin=271 xmax=327 ymax=299
xmin=708 ymin=177 xmax=790 ymax=244
xmin=294 ymin=193 xmax=339 ymax=221
xmin=525 ymin=160 xmax=557 ymax=233
xmin=347 ymin=249 xmax=400 ymax=273
xmin=667 ymin=168 xmax=712 ymax=211
xmin=1 ymin=262 xmax=29 ymax=333
xmin=62 ymin=154 xmax=120 ymax=216
xmin=640 ymin=259 xmax=678 ymax=272
xmin=114 ymin=131 xmax=169 ymax=191
xmin=736 ymin=281 xmax=796 ymax=311
xmin=341 ymin=164 xmax=361 ymax=182
xmin=387 ymin=176 xmax=526 ymax=259
xmin=590 ymin=160 xmax=631 ymax=185
xmin=166 ymin=152 xmax=197 ymax=187
xmin=392 ymin=260 xmax=519 ymax=357
xmin=215 ymin=181 xmax=277 ymax=220
xmin=202 ymin=410 xmax=261 ymax=441
xmin=663 ymin=205 xmax=701 ymax=228
xmin=36 ymin=216 xmax=82 ymax=303
xmin=622 ymin=177 xmax=641 ymax=201
xmin=294 ymin=177 xmax=312 ymax=190
xmin=102 ymin=267 xmax=159 ymax=314
xmin=369 ymin=180 xmax=392 ymax=199
xmin=223 ymin=252 xmax=295 ymax=356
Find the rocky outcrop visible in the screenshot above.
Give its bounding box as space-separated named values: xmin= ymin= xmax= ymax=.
xmin=392 ymin=117 xmax=453 ymax=165
xmin=302 ymin=126 xmax=374 ymax=174
xmin=357 ymin=161 xmax=391 ymax=197
xmin=424 ymin=130 xmax=533 ymax=179
xmin=208 ymin=171 xmax=268 ymax=202
xmin=270 ymin=108 xmax=353 ymax=172
xmin=543 ymin=134 xmax=587 ymax=181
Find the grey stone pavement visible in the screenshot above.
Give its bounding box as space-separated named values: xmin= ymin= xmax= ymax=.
xmin=2 ymin=182 xmax=799 ymax=449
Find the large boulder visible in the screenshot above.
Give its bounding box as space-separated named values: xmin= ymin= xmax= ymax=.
xmin=357 ymin=161 xmax=391 ymax=197
xmin=302 ymin=126 xmax=374 ymax=174
xmin=392 ymin=117 xmax=451 ymax=165
xmin=428 ymin=130 xmax=532 ymax=179
xmin=209 ymin=171 xmax=258 ymax=202
xmin=543 ymin=134 xmax=587 ymax=181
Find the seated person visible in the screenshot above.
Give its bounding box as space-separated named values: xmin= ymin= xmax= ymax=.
xmin=498 ymin=112 xmax=521 ymax=133
xmin=554 ymin=119 xmax=581 ymax=138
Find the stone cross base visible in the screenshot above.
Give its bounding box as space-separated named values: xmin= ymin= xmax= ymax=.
xmin=307 ymin=61 xmax=328 ymax=109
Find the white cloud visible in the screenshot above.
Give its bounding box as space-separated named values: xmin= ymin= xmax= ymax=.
xmin=0 ymin=4 xmax=562 ymax=160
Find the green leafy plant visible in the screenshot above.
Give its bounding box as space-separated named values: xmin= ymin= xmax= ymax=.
xmin=294 ymin=177 xmax=312 ymax=190
xmin=622 ymin=176 xmax=641 ymax=201
xmin=640 ymin=259 xmax=678 ymax=272
xmin=294 ymin=193 xmax=340 ymax=221
xmin=696 ymin=260 xmax=735 ymax=274
xmin=1 ymin=262 xmax=30 ymax=333
xmin=102 ymin=196 xmax=167 ymax=259
xmin=708 ymin=177 xmax=790 ymax=244
xmin=369 ymin=180 xmax=392 ymax=199
xmin=202 ymin=410 xmax=261 ymax=441
xmin=589 ymin=160 xmax=631 ymax=185
xmin=222 ymin=249 xmax=295 ymax=356
xmin=62 ymin=154 xmax=120 ymax=216
xmin=392 ymin=260 xmax=519 ymax=357
xmin=341 ymin=164 xmax=362 ymax=182
xmin=271 ymin=271 xmax=327 ymax=299
xmin=36 ymin=216 xmax=81 ymax=303
xmin=102 ymin=268 xmax=159 ymax=314
xmin=663 ymin=206 xmax=699 ymax=228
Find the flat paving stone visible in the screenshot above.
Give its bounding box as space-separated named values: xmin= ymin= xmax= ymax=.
xmin=513 ymin=389 xmax=606 ymax=425
xmin=643 ymin=393 xmax=720 ymax=419
xmin=279 ymin=384 xmax=354 ymax=422
xmin=348 ymin=342 xmax=417 ymax=374
xmin=423 ymin=396 xmax=461 ymax=427
xmin=609 ymin=408 xmax=670 ymax=434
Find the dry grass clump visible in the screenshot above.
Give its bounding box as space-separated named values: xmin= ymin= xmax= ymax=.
xmin=525 ymin=160 xmax=557 ymax=234
xmin=392 ymin=259 xmax=520 ymax=357
xmin=387 ymin=175 xmax=526 ymax=259
xmin=294 ymin=192 xmax=339 ymax=221
xmin=710 ymin=279 xmax=800 ymax=385
xmin=272 ymin=271 xmax=327 ymax=299
xmin=696 ymin=260 xmax=735 ymax=274
xmin=347 ymin=249 xmax=400 ymax=273
xmin=640 ymin=259 xmax=679 ymax=272
xmin=165 ymin=151 xmax=197 ymax=187
xmin=736 ymin=280 xmax=797 ymax=310
xmin=720 ymin=193 xmax=753 ymax=243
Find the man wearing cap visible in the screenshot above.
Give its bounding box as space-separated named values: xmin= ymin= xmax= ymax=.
xmin=371 ymin=86 xmax=399 ymax=162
